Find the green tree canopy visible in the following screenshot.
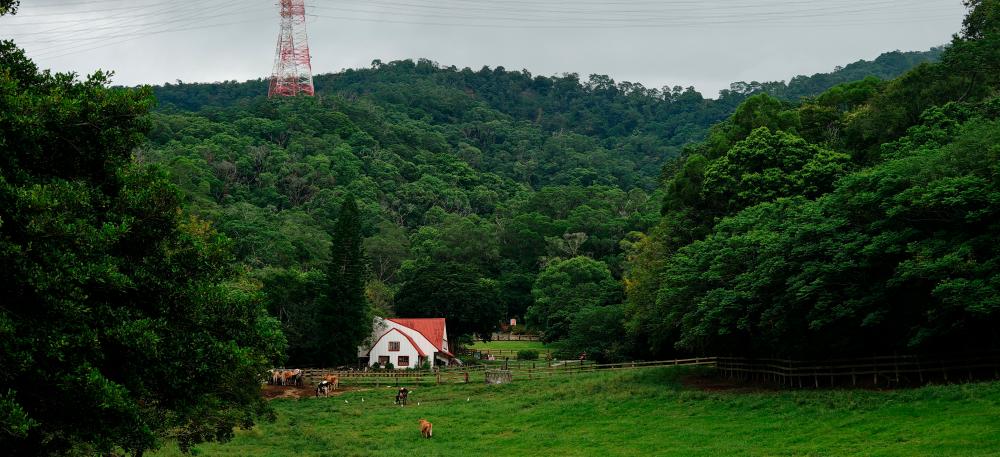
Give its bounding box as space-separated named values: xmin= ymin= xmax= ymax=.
xmin=701 ymin=127 xmax=850 ymax=214
xmin=394 ymin=261 xmax=502 ymax=341
xmin=0 ymin=41 xmax=284 ymax=455
xmin=527 ymin=256 xmax=622 ymax=342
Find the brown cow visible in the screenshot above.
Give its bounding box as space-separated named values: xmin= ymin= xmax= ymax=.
xmin=323 ymin=374 xmax=339 ymax=391
xmin=282 ymin=369 xmax=302 ymax=386
xmin=419 ymin=419 xmax=433 ymax=438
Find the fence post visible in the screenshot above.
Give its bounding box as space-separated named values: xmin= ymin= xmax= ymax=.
xmin=894 ymin=353 xmax=900 ymax=384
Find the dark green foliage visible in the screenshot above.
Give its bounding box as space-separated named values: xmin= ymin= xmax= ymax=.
xmin=257 ymin=267 xmax=325 ymax=364
xmin=152 ymin=48 xmax=940 ymax=191
xmin=562 ymin=304 xmax=631 ymax=363
xmin=627 ymin=0 xmax=1000 ymax=359
xmin=393 ymin=261 xmax=503 ymax=341
xmin=321 ymin=196 xmax=371 ymax=366
xmin=516 ymin=349 xmax=539 ymax=360
xmin=0 ymin=42 xmax=283 ymax=455
xmin=527 ymin=256 xmax=622 ymax=342
xmin=0 ymin=1 xmax=16 ymax=15
xmin=701 ymin=127 xmax=850 ymax=214
xmin=652 ymin=103 xmax=1000 ymax=357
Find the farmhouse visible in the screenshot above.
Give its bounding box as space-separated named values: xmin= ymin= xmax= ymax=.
xmin=358 ymin=317 xmax=457 ymax=368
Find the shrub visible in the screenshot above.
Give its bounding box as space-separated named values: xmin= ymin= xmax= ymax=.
xmin=371 ymin=362 xmax=382 ymax=371
xmin=517 ymin=350 xmax=539 ymax=360
xmin=385 ymin=362 xmax=395 ymax=370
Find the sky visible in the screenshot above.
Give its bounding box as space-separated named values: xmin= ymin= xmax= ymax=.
xmin=1 ymin=0 xmax=969 ymax=98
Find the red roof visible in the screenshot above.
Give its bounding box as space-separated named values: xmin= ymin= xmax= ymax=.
xmin=389 ymin=318 xmax=446 ymax=351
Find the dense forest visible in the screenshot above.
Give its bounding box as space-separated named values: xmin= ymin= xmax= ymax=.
xmin=625 ymin=1 xmax=1000 ymax=360
xmin=144 ymin=45 xmax=945 ymax=365
xmin=3 ymin=0 xmax=998 ymax=453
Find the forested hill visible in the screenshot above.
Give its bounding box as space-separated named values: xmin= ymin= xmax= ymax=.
xmin=141 ymin=44 xmax=950 ymax=365
xmin=154 ymin=47 xmax=942 ymax=115
xmin=152 ymin=47 xmax=941 ymax=189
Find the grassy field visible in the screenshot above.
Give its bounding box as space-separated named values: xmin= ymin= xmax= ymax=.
xmin=152 ymin=366 xmax=1000 ymax=456
xmin=466 ymin=340 xmax=550 ymax=352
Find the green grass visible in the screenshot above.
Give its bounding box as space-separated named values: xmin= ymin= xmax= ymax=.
xmin=466 ymin=340 xmax=550 ymax=352
xmin=153 ymin=367 xmax=1000 ymax=457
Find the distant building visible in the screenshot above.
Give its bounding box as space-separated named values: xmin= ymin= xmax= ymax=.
xmin=358 ymin=317 xmax=457 ymax=369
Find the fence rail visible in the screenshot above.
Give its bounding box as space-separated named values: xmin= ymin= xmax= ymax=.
xmin=716 ymin=353 xmax=1000 ymax=388
xmin=276 ymin=353 xmax=1000 ymax=390
xmin=288 ymin=357 xmax=718 ymax=387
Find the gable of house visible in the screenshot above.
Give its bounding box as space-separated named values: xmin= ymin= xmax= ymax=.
xmin=387 ymin=318 xmax=450 ymax=354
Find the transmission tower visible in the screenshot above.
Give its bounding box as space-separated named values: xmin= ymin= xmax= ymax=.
xmin=268 ymin=0 xmax=314 ymax=97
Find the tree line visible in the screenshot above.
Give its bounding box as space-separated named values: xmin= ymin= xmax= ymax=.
xmin=624 ymin=0 xmax=1000 ymax=360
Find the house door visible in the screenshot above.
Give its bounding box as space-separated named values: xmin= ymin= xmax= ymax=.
xmin=378 ymin=356 xmax=389 ymax=367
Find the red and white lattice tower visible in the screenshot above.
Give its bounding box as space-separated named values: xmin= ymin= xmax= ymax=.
xmin=268 ymin=0 xmax=314 ymax=97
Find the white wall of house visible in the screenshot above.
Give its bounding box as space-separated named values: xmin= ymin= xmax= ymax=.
xmin=367 ymin=329 xmax=422 ymax=368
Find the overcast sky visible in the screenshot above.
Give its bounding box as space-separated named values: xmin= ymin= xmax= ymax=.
xmin=1 ymin=0 xmax=968 ymax=97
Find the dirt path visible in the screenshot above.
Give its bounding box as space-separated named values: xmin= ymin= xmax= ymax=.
xmin=262 ymin=384 xmax=366 ymax=400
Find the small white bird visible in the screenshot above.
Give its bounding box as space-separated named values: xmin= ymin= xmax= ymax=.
xmin=417 ymin=402 xmax=420 ymax=406
xmin=361 ymin=397 xmax=365 ymax=403
xmin=467 ymin=397 xmax=470 ymax=402
xmin=344 ymin=400 xmax=349 ymax=403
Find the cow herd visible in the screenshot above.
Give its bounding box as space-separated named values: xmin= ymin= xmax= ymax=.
xmin=268 ymin=368 xmax=303 ymax=386
xmin=268 ymin=369 xmax=343 ymax=397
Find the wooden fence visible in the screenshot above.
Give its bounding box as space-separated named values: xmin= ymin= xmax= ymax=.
xmin=486 ymin=333 xmax=541 ymax=341
xmin=282 ymin=354 xmax=1000 ymax=390
xmin=716 ymin=353 xmax=1000 ymax=388
xmin=291 ymin=357 xmax=718 ymax=387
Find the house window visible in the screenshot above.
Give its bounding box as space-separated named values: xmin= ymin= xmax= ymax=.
xmin=397 ymin=356 xmax=409 ymax=367
xmin=378 ymin=356 xmax=389 ymax=366
xmin=389 ymin=341 xmax=400 ymax=352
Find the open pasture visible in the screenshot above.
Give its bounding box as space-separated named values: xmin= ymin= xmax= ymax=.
xmin=153 ymin=366 xmax=1000 ymax=456
xmin=467 ymin=340 xmax=550 ymax=352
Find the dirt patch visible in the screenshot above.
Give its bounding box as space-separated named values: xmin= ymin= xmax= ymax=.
xmin=681 ymin=374 xmax=781 ymax=393
xmin=261 ymin=384 xmax=363 ymax=400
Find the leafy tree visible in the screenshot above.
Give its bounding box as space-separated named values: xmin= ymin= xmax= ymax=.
xmin=363 ymin=220 xmax=411 ymax=283
xmin=394 ymin=261 xmax=502 ymax=340
xmin=0 ymin=0 xmax=16 ymax=15
xmin=0 ymin=41 xmax=283 ymax=455
xmin=562 ymin=304 xmax=631 ymax=363
xmin=321 ymin=196 xmax=371 ymax=366
xmin=258 ymin=268 xmax=325 ymax=365
xmin=527 ymin=256 xmax=622 ymax=342
xmin=626 ymin=0 xmax=1000 ymax=359
xmin=652 ymin=99 xmax=1000 ymax=357
xmin=701 ymin=127 xmax=850 ymax=214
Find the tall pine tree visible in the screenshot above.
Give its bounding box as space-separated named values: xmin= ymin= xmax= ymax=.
xmin=321 ymin=195 xmax=371 ymax=365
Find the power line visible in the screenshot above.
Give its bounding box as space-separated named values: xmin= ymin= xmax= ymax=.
xmin=306 ymin=12 xmax=954 ymax=29
xmin=305 ymin=2 xmax=957 ymax=26
xmin=28 ymin=2 xmax=265 ymax=58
